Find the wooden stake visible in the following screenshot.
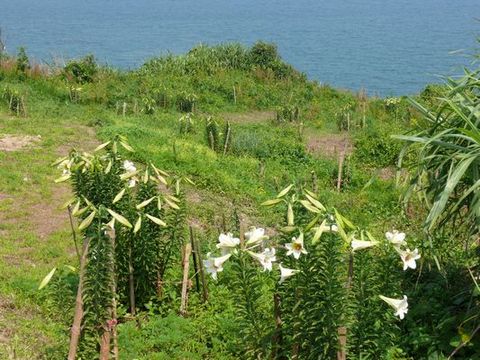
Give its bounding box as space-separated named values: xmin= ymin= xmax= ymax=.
xmin=272 ymin=293 xmax=284 ymax=359
xmin=128 ymin=247 xmax=136 ymax=316
xmin=133 ymin=99 xmax=138 ymax=114
xmin=233 ymin=86 xmax=237 ymax=105
xmin=336 ymin=143 xmax=347 ymax=192
xmin=99 ymin=330 xmax=111 ymax=360
xmin=107 ymin=227 xmax=119 ymax=360
xmin=189 ymin=227 xmax=200 ymax=293
xmin=223 ymin=121 xmax=231 ymax=155
xmin=122 ymin=102 xmax=127 ymax=117
xmin=195 ymin=237 xmax=208 ymax=303
xmin=68 ymin=238 xmax=90 ymax=360
xmin=337 ymin=326 xmax=347 ymax=360
xmin=180 ymin=243 xmax=192 ymax=316
xmin=311 ymin=170 xmax=318 ymax=193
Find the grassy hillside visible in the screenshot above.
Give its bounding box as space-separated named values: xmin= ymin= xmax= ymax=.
xmin=0 ymin=43 xmax=474 ymax=359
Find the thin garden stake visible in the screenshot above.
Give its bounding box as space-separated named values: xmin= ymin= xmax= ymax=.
xmin=99 ymin=330 xmax=111 ymax=360
xmin=272 ymin=293 xmax=284 ymax=359
xmin=107 ymin=227 xmax=119 ymax=360
xmin=223 ymin=121 xmax=231 ymax=155
xmin=128 ymin=246 xmax=136 ymax=316
xmin=337 ymin=326 xmax=347 ymax=360
xmin=336 ymin=143 xmax=347 ymax=192
xmin=189 ymin=227 xmax=201 ymax=293
xmin=195 ymin=237 xmax=208 ymax=303
xmin=180 ymin=243 xmax=192 ymax=316
xmin=68 ymin=238 xmax=90 ymax=360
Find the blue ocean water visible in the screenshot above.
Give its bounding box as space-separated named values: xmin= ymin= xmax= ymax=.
xmin=0 ymin=0 xmax=478 ymax=95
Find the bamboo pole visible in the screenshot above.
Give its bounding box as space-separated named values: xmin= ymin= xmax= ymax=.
xmin=336 ymin=143 xmax=347 ymax=192
xmin=107 ymin=227 xmax=119 ymax=360
xmin=67 ymin=238 xmax=90 ymax=360
xmin=180 ymin=243 xmax=192 ymax=316
xmin=272 ymin=293 xmax=284 ymax=359
xmin=195 ymin=237 xmax=208 ymax=303
xmin=223 ymin=121 xmax=231 ymax=155
xmin=99 ymin=330 xmax=111 ymax=360
xmin=337 ymin=326 xmax=347 ymax=360
xmin=128 ymin=247 xmax=136 ymax=316
xmin=189 ymin=227 xmax=200 ymax=293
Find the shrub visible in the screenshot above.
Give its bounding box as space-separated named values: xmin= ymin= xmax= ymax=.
xmin=63 ymin=54 xmax=97 ymax=84
xmin=16 ymin=47 xmax=30 ymax=73
xmin=353 ymin=125 xmax=402 ymax=168
xmin=248 ymin=41 xmax=279 ymax=68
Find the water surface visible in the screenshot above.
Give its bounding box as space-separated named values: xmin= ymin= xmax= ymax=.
xmin=1 ymin=0 xmax=478 ymax=95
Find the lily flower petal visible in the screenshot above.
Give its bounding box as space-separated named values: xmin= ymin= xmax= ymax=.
xmin=248 ymin=248 xmax=276 ymax=271
xmin=351 ymin=239 xmax=377 ymax=252
xmin=216 ymin=232 xmax=240 ymax=255
xmin=279 ymin=264 xmax=299 ymax=283
xmin=285 ymin=233 xmax=308 ymax=259
xmin=386 ymin=230 xmax=406 ymax=247
xmin=397 ymin=248 xmax=421 ymax=271
xmin=379 ymin=295 xmax=408 ymax=320
xmin=203 ymin=253 xmax=231 ymax=280
xmin=123 ymin=160 xmax=137 ymax=173
xmin=245 ymin=227 xmax=268 ymax=246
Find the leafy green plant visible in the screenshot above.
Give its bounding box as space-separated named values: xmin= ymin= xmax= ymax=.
xmin=395 ymin=65 xmax=480 ymax=234
xmin=276 ymin=104 xmax=300 ymax=123
xmin=16 ymin=47 xmax=30 ymax=73
xmin=202 ymin=185 xmax=416 ymax=359
xmin=63 ymin=54 xmax=98 ymax=84
xmin=47 ymin=136 xmax=186 ymax=357
xmin=1 ymin=85 xmax=27 ymax=116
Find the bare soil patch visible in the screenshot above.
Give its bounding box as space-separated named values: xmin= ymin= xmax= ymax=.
xmin=378 ymin=167 xmax=396 ymax=180
xmin=222 ymin=111 xmax=275 ymax=124
xmin=30 ymin=185 xmax=70 ymax=239
xmin=0 ymin=134 xmax=41 ymax=152
xmin=306 ymin=133 xmax=353 ymax=158
xmin=56 ymin=125 xmax=99 ymax=156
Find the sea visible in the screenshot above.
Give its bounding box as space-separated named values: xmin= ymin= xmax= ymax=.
xmin=0 ymin=0 xmax=479 ymax=96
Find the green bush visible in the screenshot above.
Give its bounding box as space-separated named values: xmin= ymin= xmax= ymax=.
xmin=353 ymin=125 xmax=403 ymax=168
xmin=16 ymin=47 xmax=30 ymax=73
xmin=63 ymin=54 xmax=98 ymax=84
xmin=248 ymin=41 xmax=279 ymax=68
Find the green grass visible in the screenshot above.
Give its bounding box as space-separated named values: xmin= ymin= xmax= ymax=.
xmin=0 ymin=43 xmax=450 ymax=359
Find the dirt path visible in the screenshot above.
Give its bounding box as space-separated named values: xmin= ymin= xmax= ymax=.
xmin=221 ymin=110 xmax=275 ymax=123
xmin=0 ymin=114 xmax=99 ymax=358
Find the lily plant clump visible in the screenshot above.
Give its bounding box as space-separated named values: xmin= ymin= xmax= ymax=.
xmin=50 ymin=135 xmax=188 ymax=358
xmin=203 ymin=184 xmax=422 ymax=358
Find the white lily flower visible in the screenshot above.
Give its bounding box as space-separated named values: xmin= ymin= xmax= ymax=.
xmin=123 ymin=160 xmax=136 ymax=173
xmin=216 ymin=233 xmax=240 ymax=255
xmin=248 ymin=247 xmax=276 ymax=271
xmin=245 ymin=227 xmax=268 ymax=246
xmin=379 ymin=295 xmax=408 ymax=320
xmin=397 ymin=248 xmax=421 ymax=271
xmin=386 ymin=230 xmax=406 ymax=247
xmin=351 ymin=239 xmax=377 ymax=252
xmin=285 ymin=233 xmax=308 ymax=259
xmin=329 ymin=224 xmax=338 ymax=232
xmin=128 ymin=178 xmax=137 ymax=188
xmin=279 ymin=264 xmax=299 ymax=284
xmin=203 ymin=253 xmax=232 ymax=280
